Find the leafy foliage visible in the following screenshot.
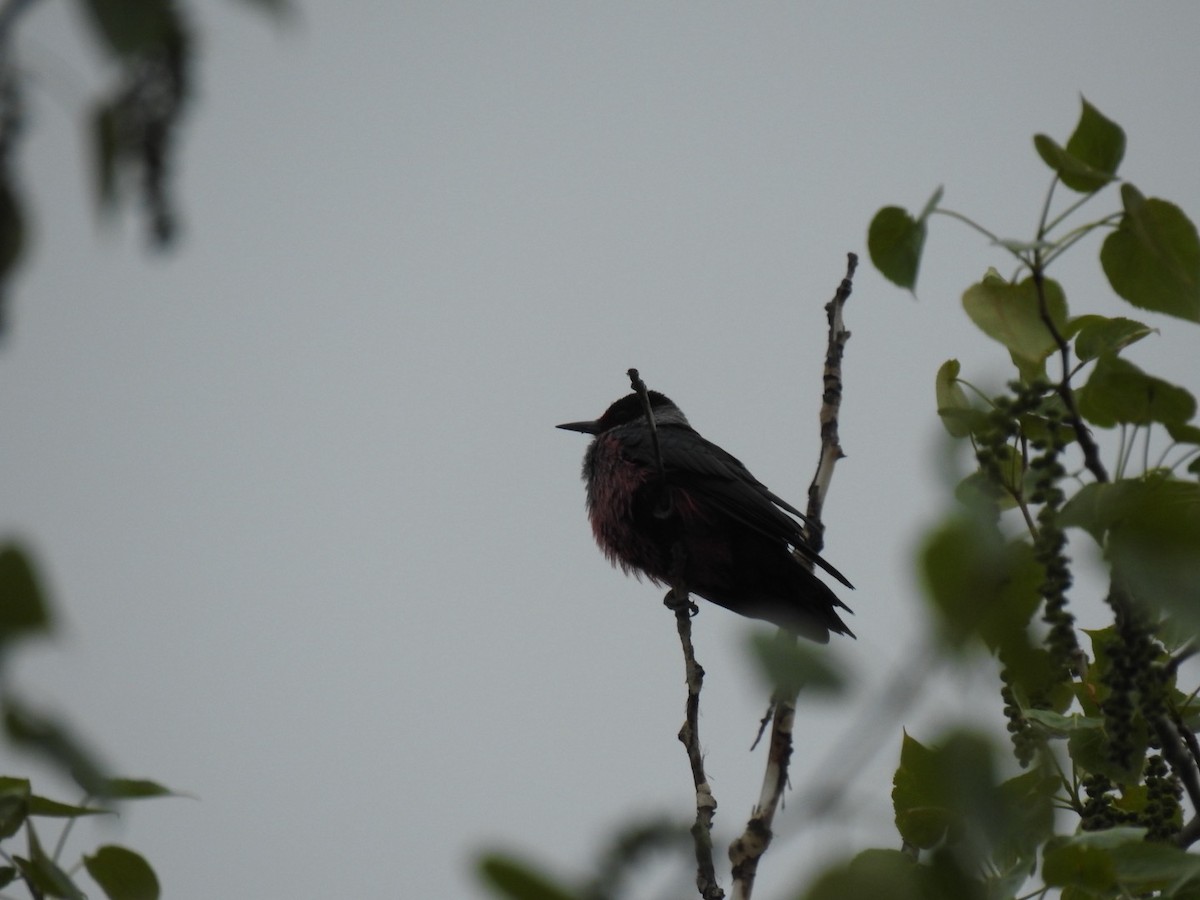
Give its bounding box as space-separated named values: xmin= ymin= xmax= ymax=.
xmin=0 ymin=0 xmax=290 ymax=333
xmin=864 ymin=96 xmax=1200 ymax=898
xmin=0 ymin=544 xmax=180 ymax=900
xmin=479 ymin=99 xmax=1200 ymax=899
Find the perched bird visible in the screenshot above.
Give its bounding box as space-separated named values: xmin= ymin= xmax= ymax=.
xmin=558 ymin=390 xmax=854 ymax=642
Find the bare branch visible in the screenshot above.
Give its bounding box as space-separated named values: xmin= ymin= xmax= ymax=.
xmin=632 ymin=368 xmax=724 ymax=898
xmin=666 ymin=542 xmax=724 ymax=900
xmin=730 ymin=253 xmax=856 ymax=900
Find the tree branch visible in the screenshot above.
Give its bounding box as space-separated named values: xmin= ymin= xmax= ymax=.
xmin=729 ymin=253 xmax=856 ymax=900
xmin=667 ymin=545 xmax=724 ymax=900
xmin=1031 ymin=257 xmax=1108 ymax=484
xmin=629 ymin=368 xmax=724 ymax=899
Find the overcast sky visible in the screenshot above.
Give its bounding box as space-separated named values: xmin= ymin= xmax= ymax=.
xmin=3 ymin=3 xmax=1199 ymax=898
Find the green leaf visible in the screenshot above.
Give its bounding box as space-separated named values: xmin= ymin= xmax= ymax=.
xmin=2 ymin=698 xmax=108 ymax=796
xmin=1070 ymin=314 xmax=1155 ymax=362
xmin=29 ymin=794 xmax=110 ymax=818
xmin=16 ymin=824 xmax=86 ymax=899
xmin=1108 ymin=841 xmax=1200 ymax=893
xmin=935 ymin=360 xmax=976 ymax=438
xmin=892 ymin=733 xmax=953 ymax=849
xmin=0 ymin=543 xmax=52 ymax=650
xmin=1033 ymin=98 xmax=1125 ymax=193
xmin=0 ymin=866 xmax=15 ymax=889
xmin=999 ymin=642 xmax=1075 ymax=714
xmin=961 ymin=272 xmax=1068 ymax=378
xmin=993 ymin=766 xmax=1057 ymax=871
xmin=97 ymin=778 xmax=178 ymax=800
xmin=83 ymin=846 xmax=160 ymax=900
xmin=1023 ymin=709 xmax=1103 ymax=737
xmin=1167 ymin=421 xmax=1200 ymax=445
xmin=1101 ymin=184 xmax=1200 ymax=322
xmin=0 ymin=776 xmax=30 ymax=839
xmin=1061 ymin=478 xmax=1200 ymax=628
xmin=1077 ymin=354 xmax=1196 ymax=428
xmin=477 ymin=854 xmax=579 ymax=900
xmin=79 ymin=0 xmax=182 ymax=58
xmin=1044 ymin=828 xmax=1200 ymax=895
xmin=802 ymin=849 xmax=965 ymax=900
xmin=919 ymin=512 xmax=1042 ymax=651
xmin=893 ymin=730 xmax=1014 ymax=869
xmin=747 ymin=631 xmax=845 ymax=696
xmin=868 ymin=204 xmax=927 ymax=291
xmin=1043 ymin=828 xmax=1146 ymax=892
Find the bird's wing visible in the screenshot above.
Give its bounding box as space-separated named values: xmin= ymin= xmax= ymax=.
xmin=629 ymin=425 xmax=854 ymax=590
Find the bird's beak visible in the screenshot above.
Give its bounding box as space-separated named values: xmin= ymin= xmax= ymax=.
xmin=556 ymin=419 xmax=601 ymax=434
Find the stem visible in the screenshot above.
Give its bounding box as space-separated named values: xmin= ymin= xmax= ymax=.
xmin=628 ymin=368 xmax=665 ymax=484
xmin=1036 ymin=175 xmax=1059 ymax=238
xmin=1030 ymin=254 xmax=1108 ymax=483
xmin=1041 ymin=214 xmax=1123 ymax=269
xmin=932 ymin=208 xmax=1021 ymax=262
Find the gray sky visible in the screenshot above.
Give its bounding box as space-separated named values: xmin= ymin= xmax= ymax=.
xmin=3 ymin=3 xmax=1198 ymax=897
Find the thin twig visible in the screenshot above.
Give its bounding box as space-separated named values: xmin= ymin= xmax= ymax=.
xmin=1030 ymin=261 xmax=1108 ymax=483
xmin=628 ymin=368 xmax=665 ymax=484
xmin=630 ymin=368 xmax=724 ymax=899
xmin=667 ymin=543 xmax=724 ymax=900
xmin=729 ymin=253 xmax=856 ymax=900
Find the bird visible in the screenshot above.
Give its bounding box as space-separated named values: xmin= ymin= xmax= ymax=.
xmin=558 ymin=390 xmax=854 ymax=642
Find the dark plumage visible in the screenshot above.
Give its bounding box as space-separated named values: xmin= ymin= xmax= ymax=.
xmin=559 ymin=390 xmax=854 ymax=642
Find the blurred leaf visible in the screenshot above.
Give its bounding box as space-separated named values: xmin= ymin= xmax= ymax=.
xmin=84 ymin=845 xmax=160 ymax=900
xmin=477 ymin=853 xmax=579 ymax=900
xmin=893 ymin=730 xmax=1014 ymax=869
xmin=1070 ymin=314 xmax=1155 ymax=362
xmin=0 ymin=179 xmax=24 ymax=286
xmin=962 ymin=271 xmax=1068 ymax=378
xmin=1061 ymin=478 xmax=1200 ymax=626
xmin=1107 ymin=841 xmax=1200 ymax=894
xmin=0 ymin=776 xmax=30 ymax=839
xmin=16 ymin=824 xmax=85 ymax=898
xmin=1167 ymin=421 xmax=1200 ymax=445
xmin=994 ymin=766 xmax=1057 ymax=871
xmin=919 ymin=512 xmax=1042 ymax=651
xmin=1101 ymin=184 xmax=1200 ymax=323
xmin=1043 ymin=828 xmax=1200 ymax=895
xmin=954 ymin=470 xmax=1017 ymax=511
xmin=29 ymin=794 xmax=110 ymax=818
xmin=1033 ymin=98 xmax=1125 ymax=193
xmin=893 ymin=733 xmax=953 ymax=848
xmin=98 ymin=778 xmax=178 ymax=800
xmin=0 ymin=542 xmax=51 ymax=650
xmin=233 ymin=0 xmax=295 ymax=19
xmin=78 ymin=0 xmax=181 ymax=58
xmin=3 ymin=697 xmax=108 ymax=796
xmin=868 ymin=202 xmax=929 ymax=291
xmin=802 ymin=849 xmax=976 ymax=900
xmin=747 ymin=631 xmax=844 ymax=696
xmin=0 ymin=866 xmax=14 ymax=889
xmin=1042 ymin=828 xmax=1144 ymax=893
xmin=91 ymin=101 xmax=119 ymax=213
xmin=936 ymin=359 xmax=977 ymax=438
xmin=1077 ymin=354 xmax=1196 ymax=428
